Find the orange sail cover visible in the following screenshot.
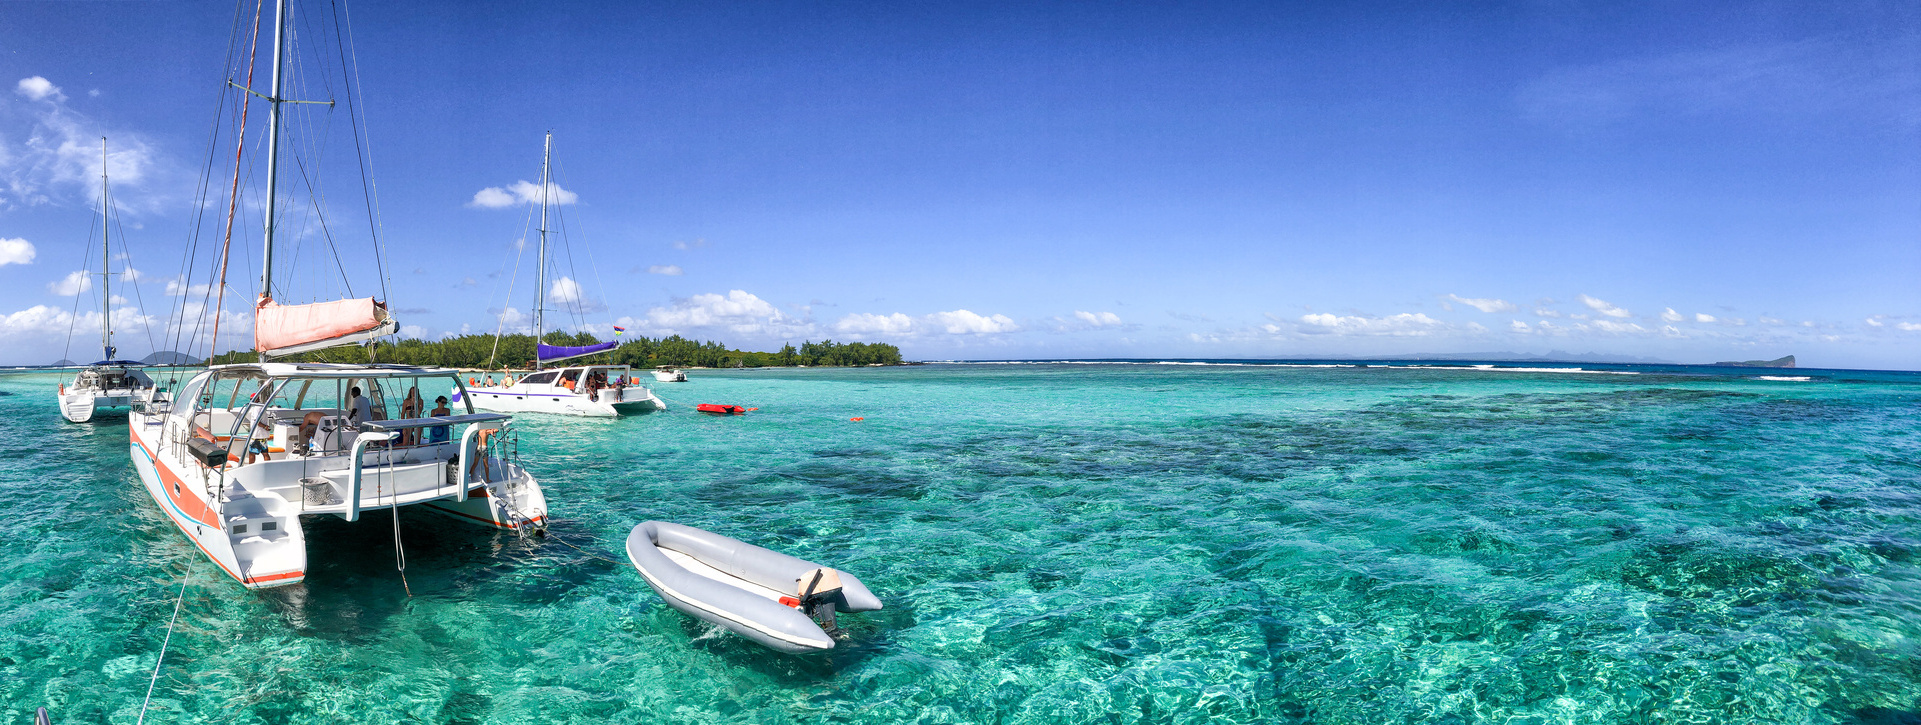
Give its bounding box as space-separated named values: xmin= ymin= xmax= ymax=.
xmin=255 ymin=297 xmax=397 ymax=357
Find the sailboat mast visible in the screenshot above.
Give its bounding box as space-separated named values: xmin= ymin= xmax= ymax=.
xmin=258 ymin=0 xmax=288 ymax=363
xmin=533 ymin=132 xmax=551 ymax=371
xmin=100 ymin=138 xmax=111 ymax=361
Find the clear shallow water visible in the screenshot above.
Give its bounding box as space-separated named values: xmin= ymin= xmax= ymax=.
xmin=2 ymin=362 xmax=1918 ymax=724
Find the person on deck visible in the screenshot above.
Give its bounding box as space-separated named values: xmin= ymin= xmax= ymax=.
xmin=347 ymin=385 xmax=373 ymax=425
xmin=399 ymin=387 xmax=425 ymax=445
xmin=428 ymin=396 xmax=452 ymax=444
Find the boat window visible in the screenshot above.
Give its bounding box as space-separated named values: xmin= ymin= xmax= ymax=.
xmin=520 ymin=371 xmax=557 ymax=385
xmin=170 ymin=373 xmax=211 ymax=420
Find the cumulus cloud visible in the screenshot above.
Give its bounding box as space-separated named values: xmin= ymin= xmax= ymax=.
xmin=1661 ymin=307 xmax=1683 ymax=322
xmin=399 ymin=324 xmax=428 ymax=339
xmin=1297 ymin=312 xmax=1445 ymax=336
xmin=834 ymin=309 xmax=1019 ymax=337
xmin=1074 ymin=310 xmax=1122 ymax=327
xmin=48 ymin=270 xmax=90 ymax=296
xmin=1696 ymin=313 xmax=1717 ymax=323
xmin=645 ymin=265 xmax=683 ymax=276
xmin=1534 ymin=308 xmax=1562 ymax=318
xmin=0 ymin=238 xmax=34 ymax=267
xmin=15 ymin=76 xmax=62 ymax=102
xmin=1865 ymin=317 xmax=1884 ymax=327
xmin=1898 ymin=322 xmax=1921 ymax=332
xmin=468 ymin=180 xmax=579 ymax=209
xmin=1444 ymin=294 xmax=1516 ymax=313
xmin=1579 ymin=294 xmax=1631 ymax=318
xmin=623 ymin=290 xmax=800 ymax=338
xmin=1510 ymin=320 xmax=1530 ymax=332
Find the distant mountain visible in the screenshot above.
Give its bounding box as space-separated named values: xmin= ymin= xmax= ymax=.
xmin=141 ymin=351 xmax=203 ymax=365
xmin=51 ymin=359 xmax=78 ymax=367
xmin=1378 ymin=351 xmax=1679 ymax=365
xmin=1711 ymin=355 xmax=1794 ymax=368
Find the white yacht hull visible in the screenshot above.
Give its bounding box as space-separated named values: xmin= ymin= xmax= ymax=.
xmin=465 ymin=384 xmax=665 ymax=417
xmin=652 ymin=370 xmax=687 ymax=382
xmin=129 ymin=394 xmax=548 ymax=590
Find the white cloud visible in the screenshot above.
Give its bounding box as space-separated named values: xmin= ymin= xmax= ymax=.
xmin=48 ymin=270 xmax=90 ymax=296
xmin=1696 ymin=313 xmax=1717 ymax=323
xmin=1510 ymin=320 xmax=1530 ymax=332
xmin=0 ymin=238 xmax=35 ymax=266
xmin=1590 ymin=319 xmax=1647 ymax=334
xmin=673 ymin=238 xmax=708 ymax=251
xmin=646 ymin=264 xmax=683 ymax=276
xmin=1578 ymin=294 xmax=1631 ymax=318
xmin=1298 ymin=312 xmax=1445 ymax=336
xmin=1898 ymin=322 xmax=1921 ymax=332
xmin=547 ymin=276 xmax=584 ymax=306
xmin=1865 ymin=317 xmax=1884 ymax=327
xmin=15 ymin=76 xmax=62 ymax=102
xmin=629 ymin=290 xmax=795 ymax=337
xmin=1534 ymin=308 xmax=1562 ymax=318
xmin=1660 ymin=307 xmax=1683 ymax=322
xmin=1073 ymin=310 xmax=1122 ymax=327
xmin=468 ymin=180 xmax=579 ymax=209
xmin=399 ymin=324 xmax=428 ymax=339
xmin=2 ymin=77 xmax=159 ymax=210
xmin=1444 ymin=294 xmax=1516 ymax=313
xmin=834 ymin=308 xmax=1019 ymax=337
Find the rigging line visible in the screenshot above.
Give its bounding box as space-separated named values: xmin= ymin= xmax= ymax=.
xmin=487 ymin=209 xmax=536 ymax=367
xmin=333 ymin=0 xmax=390 ymax=306
xmin=211 ymin=0 xmax=268 ymax=357
xmin=135 ymin=555 xmax=194 ymax=725
xmin=62 ymin=210 xmax=100 ymax=364
xmin=106 ymin=180 xmax=162 ymax=358
xmin=546 ymin=158 xmax=585 ymax=334
xmin=553 ymin=157 xmax=614 ymax=339
xmin=287 ymin=120 xmax=354 ymax=297
xmin=165 ymin=0 xmax=246 ymax=367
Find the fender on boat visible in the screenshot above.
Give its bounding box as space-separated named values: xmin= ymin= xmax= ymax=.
xmin=625 ymin=521 xmax=881 ymax=653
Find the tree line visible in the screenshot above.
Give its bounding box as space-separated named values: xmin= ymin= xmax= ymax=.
xmin=207 ymin=333 xmax=904 ymax=369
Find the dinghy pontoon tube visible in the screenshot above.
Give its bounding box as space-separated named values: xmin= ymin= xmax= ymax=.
xmin=625 ymin=521 xmax=882 ymax=653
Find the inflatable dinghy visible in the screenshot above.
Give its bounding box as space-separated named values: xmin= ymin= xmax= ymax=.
xmin=696 ymin=403 xmax=747 ymax=415
xmin=625 ymin=521 xmax=882 ymax=653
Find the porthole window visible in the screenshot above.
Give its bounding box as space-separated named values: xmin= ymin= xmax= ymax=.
xmin=262 ymin=521 xmax=278 ymax=531
xmin=232 ymin=523 xmax=248 ymax=534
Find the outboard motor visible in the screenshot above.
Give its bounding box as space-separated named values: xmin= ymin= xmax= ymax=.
xmin=797 ymin=568 xmax=846 ymax=637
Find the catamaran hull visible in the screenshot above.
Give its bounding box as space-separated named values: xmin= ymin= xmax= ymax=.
xmin=129 ymin=428 xmax=307 ymax=589
xmin=464 ymin=388 xmax=665 ymax=417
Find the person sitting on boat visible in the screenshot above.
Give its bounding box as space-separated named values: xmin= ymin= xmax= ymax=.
xmin=428 ymin=396 xmax=452 ymax=444
xmin=297 ymin=411 xmax=327 ymax=453
xmin=399 ymin=387 xmax=425 ymax=446
xmin=558 ymin=370 xmax=578 ymax=391
xmin=347 ymin=386 xmax=373 ymax=425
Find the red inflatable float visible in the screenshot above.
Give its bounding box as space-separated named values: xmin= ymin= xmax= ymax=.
xmin=697 ymin=404 xmax=748 ymax=415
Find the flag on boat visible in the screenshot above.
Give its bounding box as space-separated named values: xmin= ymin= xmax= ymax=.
xmin=613 ymin=325 xmax=626 ymax=336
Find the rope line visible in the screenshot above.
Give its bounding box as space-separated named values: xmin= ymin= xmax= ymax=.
xmin=136 ymin=555 xmax=194 ymax=725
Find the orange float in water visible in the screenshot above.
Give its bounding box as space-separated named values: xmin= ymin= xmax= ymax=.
xmin=697 ymin=404 xmax=747 ymax=415
xmin=850 ymin=417 xmax=864 ymax=422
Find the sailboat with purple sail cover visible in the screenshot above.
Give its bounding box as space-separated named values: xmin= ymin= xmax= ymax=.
xmin=463 ymin=133 xmax=665 ymax=418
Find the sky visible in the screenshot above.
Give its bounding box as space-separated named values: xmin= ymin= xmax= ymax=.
xmin=0 ymin=0 xmax=1916 ymax=368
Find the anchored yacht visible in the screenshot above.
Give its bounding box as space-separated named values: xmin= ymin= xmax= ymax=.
xmin=465 ymin=363 xmax=663 ymax=417
xmin=57 ymin=139 xmax=159 ymax=423
xmin=652 ymin=366 xmax=688 ymax=383
xmin=131 ymin=0 xmax=549 ymax=588
xmin=464 ymin=133 xmax=665 ymax=417
xmin=130 ymin=363 xmax=546 ymax=588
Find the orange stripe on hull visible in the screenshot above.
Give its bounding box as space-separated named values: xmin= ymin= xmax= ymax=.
xmin=131 ymin=425 xmax=304 ymax=589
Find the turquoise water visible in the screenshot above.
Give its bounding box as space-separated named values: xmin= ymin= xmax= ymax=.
xmin=2 ymin=362 xmax=1918 ymax=723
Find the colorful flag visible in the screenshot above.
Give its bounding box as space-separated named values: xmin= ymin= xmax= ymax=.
xmin=613 ymin=325 xmax=626 ymax=336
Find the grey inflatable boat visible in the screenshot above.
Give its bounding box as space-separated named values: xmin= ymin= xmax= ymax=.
xmin=625 ymin=521 xmax=883 ymax=653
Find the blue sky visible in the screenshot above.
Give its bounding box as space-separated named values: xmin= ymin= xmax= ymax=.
xmin=0 ymin=1 xmax=1916 ymax=368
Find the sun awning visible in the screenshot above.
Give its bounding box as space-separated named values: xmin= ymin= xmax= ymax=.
xmin=537 ymin=340 xmax=618 ymax=363
xmin=255 ymin=297 xmax=398 ymax=358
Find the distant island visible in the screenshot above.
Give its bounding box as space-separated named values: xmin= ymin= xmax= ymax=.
xmin=1710 ymin=355 xmax=1795 ymax=368
xmin=141 ymin=351 xmax=204 ymax=366
xmin=1375 ymin=350 xmax=1678 ymax=365
xmin=205 ymin=333 xmax=903 ymax=370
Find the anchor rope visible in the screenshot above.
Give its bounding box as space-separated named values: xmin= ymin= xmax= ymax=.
xmin=137 ymin=555 xmax=194 ymax=725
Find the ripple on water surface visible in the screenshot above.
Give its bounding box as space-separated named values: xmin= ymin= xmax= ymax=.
xmin=0 ymin=364 xmax=1918 ymax=723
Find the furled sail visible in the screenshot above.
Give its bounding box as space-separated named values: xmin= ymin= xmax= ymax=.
xmin=538 ymin=340 xmax=618 ymax=363
xmin=254 ymin=297 xmax=398 ymax=358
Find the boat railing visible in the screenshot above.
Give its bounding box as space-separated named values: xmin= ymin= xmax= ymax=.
xmin=352 ymin=413 xmax=512 ymax=512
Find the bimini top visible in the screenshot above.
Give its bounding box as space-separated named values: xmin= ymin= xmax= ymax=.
xmin=205 ymin=362 xmax=460 ymax=379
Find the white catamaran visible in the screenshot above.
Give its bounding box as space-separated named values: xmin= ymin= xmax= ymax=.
xmin=57 ymin=139 xmax=159 ymax=423
xmin=130 ymin=0 xmax=547 ymax=589
xmin=464 ymin=133 xmax=664 ymax=417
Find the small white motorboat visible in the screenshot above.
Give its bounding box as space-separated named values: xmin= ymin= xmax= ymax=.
xmin=652 ymin=366 xmax=687 ymax=383
xmin=625 ymin=521 xmax=882 ymax=653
